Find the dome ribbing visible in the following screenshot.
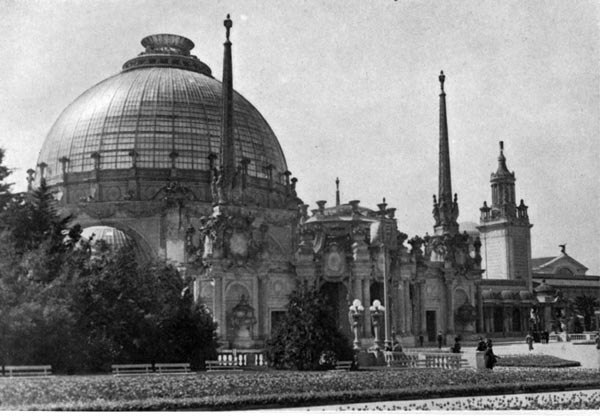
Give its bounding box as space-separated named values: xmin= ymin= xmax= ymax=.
xmin=37 ymin=34 xmax=287 ymax=197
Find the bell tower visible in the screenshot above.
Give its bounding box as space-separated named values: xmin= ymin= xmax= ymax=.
xmin=478 ymin=142 xmax=533 ymax=287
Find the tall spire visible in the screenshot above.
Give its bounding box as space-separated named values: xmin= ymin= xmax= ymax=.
xmin=335 ymin=177 xmax=340 ymax=206
xmin=434 ymin=71 xmax=459 ymax=232
xmin=219 ymin=13 xmax=235 ymax=203
xmin=438 ymin=71 xmax=452 ymax=204
xmin=495 ymin=141 xmax=511 ymax=176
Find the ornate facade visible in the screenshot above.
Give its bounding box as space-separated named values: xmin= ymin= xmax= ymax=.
xmin=34 ymin=17 xmax=598 ymax=351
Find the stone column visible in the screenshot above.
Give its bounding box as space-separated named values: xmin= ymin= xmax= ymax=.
xmin=446 ymin=279 xmax=455 ymax=335
xmin=420 ymin=281 xmax=427 ymax=336
xmin=213 ymin=274 xmax=224 ymax=340
xmin=396 ymin=280 xmax=405 ymax=335
xmin=483 ymin=305 xmax=490 ymax=333
xmin=477 ymin=288 xmax=484 ymax=333
xmin=503 ymin=305 xmax=510 ymax=334
xmin=256 ymin=274 xmax=266 ymax=339
xmin=362 ymin=278 xmax=372 ymax=338
xmin=402 ymin=280 xmax=410 ymax=335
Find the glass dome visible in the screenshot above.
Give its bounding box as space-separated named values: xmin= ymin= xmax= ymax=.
xmin=37 ymin=34 xmax=287 ymax=189
xmin=81 ymin=225 xmax=133 ymax=250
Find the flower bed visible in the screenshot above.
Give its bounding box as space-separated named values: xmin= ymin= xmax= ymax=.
xmin=1 ymin=368 xmax=600 ymax=410
xmin=331 ymin=390 xmax=600 ymax=411
xmin=497 ymin=354 xmax=581 ymax=368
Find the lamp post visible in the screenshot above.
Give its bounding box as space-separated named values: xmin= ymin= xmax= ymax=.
xmin=377 ymin=200 xmax=395 ymax=351
xmin=370 ymin=299 xmax=385 ymax=350
xmin=349 ymin=299 xmax=364 ymax=351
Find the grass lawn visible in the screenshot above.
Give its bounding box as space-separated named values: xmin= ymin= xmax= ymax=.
xmin=1 ymin=367 xmax=600 ymax=410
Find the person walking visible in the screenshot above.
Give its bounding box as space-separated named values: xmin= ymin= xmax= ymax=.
xmin=526 ymin=332 xmax=534 ymax=351
xmin=437 ymin=331 xmax=443 ymax=349
xmin=419 ymin=334 xmax=424 ymax=348
xmin=484 ymin=339 xmax=499 ymax=370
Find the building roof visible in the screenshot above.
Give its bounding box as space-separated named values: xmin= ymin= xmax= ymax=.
xmin=531 ymin=257 xmax=555 ymax=269
xmin=37 ymin=34 xmax=287 ymax=189
xmin=533 ymin=277 xmax=600 ymax=288
xmin=531 ymin=252 xmax=588 ymax=275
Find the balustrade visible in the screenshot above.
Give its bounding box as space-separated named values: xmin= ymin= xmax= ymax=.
xmin=217 ymin=349 xmax=266 ymax=367
xmin=385 ymin=351 xmax=466 ymax=369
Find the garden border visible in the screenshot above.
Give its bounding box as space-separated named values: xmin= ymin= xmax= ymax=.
xmin=14 ymin=379 xmax=600 ymax=411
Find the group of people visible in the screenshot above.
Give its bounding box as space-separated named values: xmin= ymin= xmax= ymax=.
xmin=414 ymin=330 xmax=600 ymax=370
xmin=477 ymin=336 xmax=499 ymax=370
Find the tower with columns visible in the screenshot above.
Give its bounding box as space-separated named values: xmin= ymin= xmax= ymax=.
xmin=478 ymin=142 xmax=533 ymax=287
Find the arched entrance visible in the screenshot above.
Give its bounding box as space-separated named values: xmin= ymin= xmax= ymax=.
xmin=79 ymin=223 xmax=154 ymax=262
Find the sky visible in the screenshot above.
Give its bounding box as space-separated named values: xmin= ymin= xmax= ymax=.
xmin=1 ymin=0 xmax=599 ymax=273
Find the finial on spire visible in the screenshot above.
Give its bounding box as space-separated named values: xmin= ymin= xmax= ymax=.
xmin=335 ymin=177 xmax=340 ymax=206
xmin=439 ymin=70 xmax=445 ymax=93
xmin=224 ymin=14 xmax=232 ymax=41
xmin=500 ymin=141 xmax=504 ymax=153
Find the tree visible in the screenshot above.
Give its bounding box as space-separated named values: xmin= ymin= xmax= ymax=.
xmin=0 ymin=159 xmax=217 ymax=372
xmin=0 ymin=148 xmax=13 ymax=211
xmin=71 ymin=246 xmax=218 ymax=372
xmin=265 ymin=284 xmax=353 ymax=370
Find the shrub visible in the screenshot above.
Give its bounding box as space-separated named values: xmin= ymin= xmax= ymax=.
xmin=265 ymin=284 xmax=353 ymax=370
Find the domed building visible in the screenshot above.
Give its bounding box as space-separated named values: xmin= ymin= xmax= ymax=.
xmin=37 ymin=33 xmax=289 ymax=206
xmin=35 ymin=19 xmax=303 ymax=349
xmin=32 ymin=16 xmax=598 ymax=356
xmin=32 ymin=20 xmax=487 ymax=352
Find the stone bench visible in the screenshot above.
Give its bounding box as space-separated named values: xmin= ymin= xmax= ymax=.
xmin=111 ymin=363 xmax=153 ymax=376
xmin=4 ymin=365 xmax=52 ymax=377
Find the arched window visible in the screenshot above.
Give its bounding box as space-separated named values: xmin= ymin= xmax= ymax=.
xmin=557 ymin=267 xmax=574 ymax=277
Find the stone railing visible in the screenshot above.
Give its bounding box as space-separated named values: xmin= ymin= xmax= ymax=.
xmin=385 ymin=351 xmax=467 ymax=369
xmin=568 ymin=333 xmax=595 ymax=342
xmin=217 ymin=349 xmax=266 ymax=367
xmin=384 ymin=351 xmax=420 ymax=367
xmin=423 ymin=352 xmax=465 ymax=369
xmin=549 ymin=333 xmax=594 ymax=342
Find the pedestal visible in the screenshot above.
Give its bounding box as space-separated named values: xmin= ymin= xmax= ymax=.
xmin=476 ymin=351 xmax=486 ymax=370
xmin=357 ymin=351 xmax=376 ymax=367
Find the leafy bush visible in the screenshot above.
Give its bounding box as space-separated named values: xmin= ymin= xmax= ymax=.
xmin=265 ymin=285 xmax=353 ymax=370
xmin=318 ymin=350 xmax=337 ymax=370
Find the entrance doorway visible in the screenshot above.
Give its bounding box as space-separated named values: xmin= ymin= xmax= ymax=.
xmin=320 ymin=282 xmax=350 ymax=336
xmin=426 ymin=310 xmax=437 ymax=342
xmin=493 ymin=307 xmax=504 ymax=333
